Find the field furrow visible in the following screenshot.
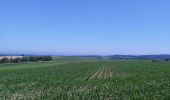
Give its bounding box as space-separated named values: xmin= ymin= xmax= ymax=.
xmin=89 ymin=66 xmax=113 ymax=79
xmin=106 ymin=67 xmax=110 ymax=77
xmin=104 ymin=67 xmax=107 ymax=78
xmin=109 ymin=67 xmax=113 ymax=77
xmin=97 ymin=67 xmax=105 ymax=78
xmin=89 ymin=68 xmax=102 ymax=79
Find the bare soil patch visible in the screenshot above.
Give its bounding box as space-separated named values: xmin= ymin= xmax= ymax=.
xmin=90 ymin=67 xmax=113 ymax=79
xmin=89 ymin=68 xmax=102 ymax=79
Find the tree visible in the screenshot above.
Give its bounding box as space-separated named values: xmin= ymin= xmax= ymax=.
xmin=0 ymin=56 xmax=52 ymax=63
xmin=10 ymin=57 xmax=13 ymax=63
xmin=21 ymin=57 xmax=29 ymax=62
xmin=152 ymin=59 xmax=161 ymax=62
xmin=43 ymin=56 xmax=52 ymax=61
xmin=0 ymin=58 xmax=10 ymax=63
xmin=12 ymin=57 xmax=21 ymax=63
xmin=164 ymin=59 xmax=169 ymax=62
xmin=29 ymin=56 xmax=35 ymax=62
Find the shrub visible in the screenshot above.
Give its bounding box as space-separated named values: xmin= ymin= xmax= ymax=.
xmin=152 ymin=59 xmax=161 ymax=62
xmin=164 ymin=59 xmax=169 ymax=62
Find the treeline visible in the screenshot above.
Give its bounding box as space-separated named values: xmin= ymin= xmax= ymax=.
xmin=0 ymin=56 xmax=52 ymax=63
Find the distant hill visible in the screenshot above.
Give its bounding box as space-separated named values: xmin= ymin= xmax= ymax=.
xmin=107 ymin=55 xmax=170 ymax=60
xmin=64 ymin=55 xmax=170 ymax=60
xmin=1 ymin=54 xmax=170 ymax=60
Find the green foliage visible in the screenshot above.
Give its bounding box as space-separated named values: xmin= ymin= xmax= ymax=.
xmin=28 ymin=56 xmax=52 ymax=62
xmin=0 ymin=60 xmax=170 ymax=99
xmin=0 ymin=58 xmax=10 ymax=63
xmin=152 ymin=59 xmax=161 ymax=62
xmin=164 ymin=59 xmax=169 ymax=62
xmin=11 ymin=57 xmax=21 ymax=63
xmin=0 ymin=56 xmax=52 ymax=64
xmin=21 ymin=56 xmax=30 ymax=62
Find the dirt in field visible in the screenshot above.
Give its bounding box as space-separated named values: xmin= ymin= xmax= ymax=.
xmin=14 ymin=82 xmax=36 ymax=87
xmin=112 ymin=72 xmax=128 ymax=77
xmin=89 ymin=66 xmax=129 ymax=79
xmin=90 ymin=67 xmax=113 ymax=79
xmin=89 ymin=68 xmax=102 ymax=79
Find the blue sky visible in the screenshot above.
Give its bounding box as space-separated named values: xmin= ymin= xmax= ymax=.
xmin=0 ymin=0 xmax=170 ymax=55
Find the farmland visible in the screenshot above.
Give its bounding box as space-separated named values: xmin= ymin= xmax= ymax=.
xmin=0 ymin=58 xmax=170 ymax=99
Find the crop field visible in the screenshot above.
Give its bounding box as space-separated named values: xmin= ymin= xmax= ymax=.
xmin=0 ymin=58 xmax=170 ymax=99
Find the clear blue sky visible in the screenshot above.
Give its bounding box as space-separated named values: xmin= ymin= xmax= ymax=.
xmin=0 ymin=0 xmax=170 ymax=55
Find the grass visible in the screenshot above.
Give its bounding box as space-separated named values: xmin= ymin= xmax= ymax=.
xmin=0 ymin=58 xmax=170 ymax=99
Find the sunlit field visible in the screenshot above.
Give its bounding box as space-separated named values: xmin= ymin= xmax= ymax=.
xmin=0 ymin=58 xmax=170 ymax=99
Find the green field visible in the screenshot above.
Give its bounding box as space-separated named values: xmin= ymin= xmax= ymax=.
xmin=0 ymin=58 xmax=170 ymax=99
